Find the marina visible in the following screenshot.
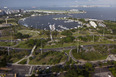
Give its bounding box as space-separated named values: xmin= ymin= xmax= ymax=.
xmin=18 ymin=7 xmax=116 ymax=31
xmin=19 ymin=14 xmax=81 ymax=30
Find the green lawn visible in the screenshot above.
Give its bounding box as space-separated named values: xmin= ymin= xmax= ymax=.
xmin=0 ymin=36 xmax=15 ymax=40
xmin=9 ymin=50 xmax=30 ymax=63
xmin=18 ymin=30 xmax=48 ymax=39
xmin=0 ymin=42 xmax=16 ymax=46
xmin=72 ymin=49 xmax=108 ymax=61
xmin=18 ymin=59 xmax=27 ymax=64
xmin=15 ymin=41 xmax=32 ymax=49
xmin=63 ymin=50 xmax=70 ymax=54
xmin=29 ymin=51 xmax=67 ymax=65
xmin=43 ymin=40 xmax=116 ymax=49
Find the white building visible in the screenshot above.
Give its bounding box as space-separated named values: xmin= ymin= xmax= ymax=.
xmin=69 ymin=9 xmax=79 ymax=12
xmin=0 ymin=10 xmax=2 ymax=12
xmin=49 ymin=24 xmax=56 ymax=31
xmin=89 ymin=21 xmax=97 ymax=28
xmin=98 ymin=23 xmax=106 ymax=27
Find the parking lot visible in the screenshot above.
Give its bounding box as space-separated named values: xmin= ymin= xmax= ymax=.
xmin=93 ymin=67 xmax=114 ymax=77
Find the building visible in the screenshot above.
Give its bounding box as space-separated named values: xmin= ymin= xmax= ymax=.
xmin=0 ymin=10 xmax=2 ymax=12
xmin=93 ymin=67 xmax=114 ymax=77
xmin=0 ymin=10 xmax=5 ymax=15
xmin=19 ymin=9 xmax=24 ymax=13
xmin=89 ymin=21 xmax=97 ymax=28
xmin=49 ymin=24 xmax=56 ymax=31
xmin=69 ymin=9 xmax=79 ymax=12
xmin=98 ymin=22 xmax=106 ymax=27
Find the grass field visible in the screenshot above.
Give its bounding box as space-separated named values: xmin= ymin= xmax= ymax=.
xmin=15 ymin=41 xmax=31 ymax=49
xmin=72 ymin=49 xmax=108 ymax=61
xmin=9 ymin=50 xmax=30 ymax=63
xmin=18 ymin=59 xmax=27 ymax=64
xmin=18 ymin=30 xmax=48 ymax=39
xmin=0 ymin=42 xmax=16 ymax=46
xmin=29 ymin=51 xmax=67 ymax=65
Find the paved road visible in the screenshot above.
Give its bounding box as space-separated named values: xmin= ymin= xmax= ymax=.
xmin=0 ymin=44 xmax=116 ymax=53
xmin=69 ymin=49 xmax=116 ymax=65
xmin=14 ymin=45 xmax=36 ymax=65
xmin=0 ymin=39 xmax=20 ymax=42
xmin=38 ymin=46 xmax=76 ymax=52
xmin=12 ymin=45 xmax=37 ymax=76
xmin=27 ymin=45 xmax=36 ymax=64
xmin=0 ymin=64 xmax=31 ymax=77
xmin=64 ymin=52 xmax=70 ymax=62
xmin=69 ymin=49 xmax=77 ymax=62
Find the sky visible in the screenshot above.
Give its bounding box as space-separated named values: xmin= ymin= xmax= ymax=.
xmin=0 ymin=0 xmax=116 ymax=7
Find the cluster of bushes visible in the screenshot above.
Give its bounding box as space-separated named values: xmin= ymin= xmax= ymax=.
xmin=78 ymin=18 xmax=89 ymax=23
xmin=60 ymin=30 xmax=75 ymax=43
xmin=0 ymin=20 xmax=5 ymax=24
xmin=0 ymin=49 xmax=10 ymax=67
xmin=72 ymin=48 xmax=107 ymax=61
xmin=40 ymin=30 xmax=59 ymax=37
xmin=78 ymin=35 xmax=99 ymax=42
xmin=48 ymin=52 xmax=64 ymax=64
xmin=67 ymin=17 xmax=77 ymax=20
xmin=97 ymin=27 xmax=111 ymax=34
xmin=14 ymin=32 xmax=30 ymax=39
xmin=61 ymin=36 xmax=75 ymax=43
xmin=18 ymin=59 xmax=27 ymax=64
xmin=93 ymin=45 xmax=116 ymax=54
xmin=61 ymin=30 xmax=72 ymax=36
xmin=72 ymin=45 xmax=116 ymax=61
xmin=108 ymin=61 xmax=116 ymax=77
xmin=104 ymin=21 xmax=116 ymax=34
xmin=36 ymin=63 xmax=94 ymax=77
xmin=9 ymin=50 xmax=30 ymax=63
xmin=29 ymin=51 xmax=67 ymax=65
xmin=26 ymin=38 xmax=50 ymax=47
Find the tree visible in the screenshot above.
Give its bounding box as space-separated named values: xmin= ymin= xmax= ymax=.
xmin=0 ymin=49 xmax=10 ymax=67
xmin=61 ymin=36 xmax=75 ymax=43
xmin=30 ymin=74 xmax=36 ymax=77
xmin=26 ymin=39 xmax=48 ymax=47
xmin=26 ymin=39 xmax=36 ymax=47
xmin=61 ymin=30 xmax=72 ymax=36
xmin=15 ymin=32 xmax=30 ymax=39
xmin=52 ymin=31 xmax=59 ymax=37
xmin=15 ymin=32 xmax=23 ymax=38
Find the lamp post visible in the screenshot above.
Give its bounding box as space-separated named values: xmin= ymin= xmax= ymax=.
xmin=40 ymin=24 xmax=43 ymax=55
xmin=77 ymin=26 xmax=80 ymax=53
xmin=5 ymin=16 xmax=9 ymax=24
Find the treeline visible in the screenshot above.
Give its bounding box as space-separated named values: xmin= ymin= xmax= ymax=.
xmin=35 ymin=63 xmax=94 ymax=77
xmin=14 ymin=32 xmax=30 ymax=39
xmin=0 ymin=49 xmax=10 ymax=67
xmin=78 ymin=35 xmax=99 ymax=42
xmin=104 ymin=20 xmax=116 ymax=34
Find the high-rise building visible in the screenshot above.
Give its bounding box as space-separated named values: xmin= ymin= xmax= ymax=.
xmin=19 ymin=9 xmax=24 ymax=13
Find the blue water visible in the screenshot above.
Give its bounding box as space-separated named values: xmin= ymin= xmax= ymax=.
xmin=19 ymin=7 xmax=116 ymax=30
xmin=19 ymin=14 xmax=80 ymax=30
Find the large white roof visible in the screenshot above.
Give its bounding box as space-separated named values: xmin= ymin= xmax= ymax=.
xmin=89 ymin=21 xmax=97 ymax=28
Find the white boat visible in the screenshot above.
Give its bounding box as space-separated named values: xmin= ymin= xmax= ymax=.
xmin=64 ymin=20 xmax=74 ymax=23
xmin=58 ymin=25 xmax=69 ymax=30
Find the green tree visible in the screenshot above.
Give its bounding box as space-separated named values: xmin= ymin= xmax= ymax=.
xmin=62 ymin=36 xmax=75 ymax=43
xmin=61 ymin=30 xmax=72 ymax=36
